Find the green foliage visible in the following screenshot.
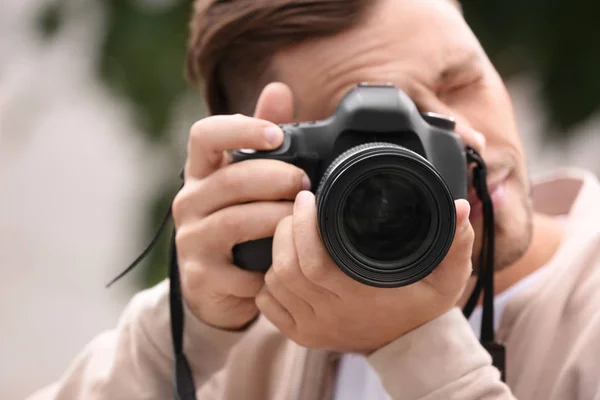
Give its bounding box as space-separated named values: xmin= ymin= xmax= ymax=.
xmin=143 ymin=182 xmax=183 ymax=288
xmin=98 ymin=0 xmax=195 ymax=142
xmin=36 ymin=0 xmax=66 ymax=39
xmin=463 ymin=0 xmax=600 ymax=138
xmin=94 ymin=0 xmax=196 ymax=288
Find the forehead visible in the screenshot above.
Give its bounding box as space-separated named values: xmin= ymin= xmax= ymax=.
xmin=273 ymin=0 xmax=480 ymax=118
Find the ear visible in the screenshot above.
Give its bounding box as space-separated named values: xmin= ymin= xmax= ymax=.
xmin=253 ymin=82 xmax=295 ymax=124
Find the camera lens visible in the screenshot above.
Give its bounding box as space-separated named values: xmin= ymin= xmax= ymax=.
xmin=343 ymin=172 xmax=432 ymax=262
xmin=316 ymin=142 xmax=456 ymax=288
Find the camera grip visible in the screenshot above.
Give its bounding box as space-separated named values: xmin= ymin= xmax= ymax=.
xmin=232 ymin=238 xmax=273 ymax=272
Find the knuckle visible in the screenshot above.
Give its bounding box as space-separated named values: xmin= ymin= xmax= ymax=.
xmin=189 ymin=119 xmax=210 ymax=147
xmin=188 ymin=118 xmax=225 ymax=172
xmin=172 ymin=181 xmax=208 ymax=226
xmin=264 ymin=269 xmax=278 ymax=290
xmin=172 ymin=188 xmax=192 ymax=227
xmin=174 ymin=222 xmax=196 ymax=248
xmin=174 ymin=223 xmax=188 ymax=246
xmin=180 ymin=261 xmax=209 ymax=293
xmin=175 ymin=218 xmax=217 ymax=264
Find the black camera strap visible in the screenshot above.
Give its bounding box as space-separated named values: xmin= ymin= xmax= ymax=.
xmin=464 ymin=146 xmax=506 ymax=381
xmin=107 ymin=147 xmax=504 ymax=400
xmin=106 ymin=182 xmax=198 ymax=400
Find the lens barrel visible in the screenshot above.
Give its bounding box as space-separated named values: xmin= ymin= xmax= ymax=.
xmin=315 ymin=142 xmax=456 ymax=287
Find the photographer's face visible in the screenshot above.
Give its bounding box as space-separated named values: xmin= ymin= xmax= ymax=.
xmin=273 ymin=0 xmax=533 ymax=272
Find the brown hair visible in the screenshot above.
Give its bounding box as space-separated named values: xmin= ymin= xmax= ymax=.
xmin=185 ymin=0 xmax=371 ymax=116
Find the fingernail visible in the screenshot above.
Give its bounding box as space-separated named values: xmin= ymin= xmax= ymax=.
xmin=302 ymin=174 xmax=311 ymax=190
xmin=264 ymin=126 xmax=283 ymax=147
xmin=295 ymin=190 xmax=314 ymax=209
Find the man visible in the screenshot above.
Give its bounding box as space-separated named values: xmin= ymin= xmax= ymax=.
xmin=29 ymin=0 xmax=600 ymax=399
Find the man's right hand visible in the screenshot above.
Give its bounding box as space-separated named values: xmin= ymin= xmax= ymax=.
xmin=172 ymin=83 xmax=309 ymax=330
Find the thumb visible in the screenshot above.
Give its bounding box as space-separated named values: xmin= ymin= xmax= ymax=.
xmin=254 ymin=82 xmax=295 ymax=124
xmin=422 ymin=199 xmax=473 ymax=297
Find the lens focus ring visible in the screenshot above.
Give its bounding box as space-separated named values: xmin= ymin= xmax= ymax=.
xmin=315 ymin=142 xmax=456 ymax=288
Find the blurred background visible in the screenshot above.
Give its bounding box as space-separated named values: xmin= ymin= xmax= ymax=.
xmin=1 ymin=0 xmax=598 ymax=398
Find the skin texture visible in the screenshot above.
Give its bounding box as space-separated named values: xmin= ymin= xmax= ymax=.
xmin=173 ymin=0 xmax=565 ymax=353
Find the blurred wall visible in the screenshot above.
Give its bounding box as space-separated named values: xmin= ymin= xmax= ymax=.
xmin=0 ymin=1 xmax=599 ymax=399
xmin=511 ymin=75 xmax=600 ymax=177
xmin=0 ymin=0 xmax=160 ymax=397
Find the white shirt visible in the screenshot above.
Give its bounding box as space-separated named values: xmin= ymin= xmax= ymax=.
xmin=332 ymin=265 xmax=549 ymax=400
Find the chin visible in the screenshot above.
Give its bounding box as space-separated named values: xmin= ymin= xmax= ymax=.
xmin=493 ymin=200 xmax=534 ymax=271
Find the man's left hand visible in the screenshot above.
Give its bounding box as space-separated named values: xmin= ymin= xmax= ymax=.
xmin=256 ymin=190 xmax=474 ymax=354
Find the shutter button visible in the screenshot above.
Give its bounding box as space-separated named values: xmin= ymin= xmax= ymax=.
xmin=421 ymin=112 xmax=456 ymax=130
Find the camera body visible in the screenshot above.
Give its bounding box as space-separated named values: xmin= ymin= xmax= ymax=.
xmin=231 ymin=84 xmax=468 ymax=287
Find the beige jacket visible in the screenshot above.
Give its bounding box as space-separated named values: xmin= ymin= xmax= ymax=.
xmin=29 ymin=168 xmax=600 ymax=400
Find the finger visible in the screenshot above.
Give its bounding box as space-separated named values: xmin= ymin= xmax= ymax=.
xmin=180 ymin=257 xmax=265 ymax=299
xmin=273 ymin=216 xmax=334 ymax=301
xmin=177 ymin=160 xmax=310 ymax=219
xmin=254 ymin=82 xmax=295 ymax=124
xmin=264 ymin=267 xmax=313 ymax=321
xmin=176 ymin=201 xmax=294 ymax=259
xmin=423 ymin=199 xmax=474 ymax=296
xmin=255 ymin=286 xmax=296 ymax=333
xmin=270 ymin=216 xmax=325 ymax=314
xmin=183 ymin=294 xmax=260 ymax=332
xmin=186 ymin=114 xmax=284 ymax=178
xmin=292 ymin=191 xmax=357 ymax=293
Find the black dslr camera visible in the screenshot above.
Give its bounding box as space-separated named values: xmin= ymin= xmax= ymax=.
xmin=231 ymin=84 xmax=468 ymax=288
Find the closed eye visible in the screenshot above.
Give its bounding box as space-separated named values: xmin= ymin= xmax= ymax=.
xmin=434 ymin=50 xmax=484 ymax=97
xmin=439 ymin=71 xmax=484 ymax=97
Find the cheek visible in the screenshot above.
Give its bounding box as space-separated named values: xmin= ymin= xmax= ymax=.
xmin=492 ymin=172 xmax=533 ymax=258
xmin=502 ymin=174 xmax=529 ymax=211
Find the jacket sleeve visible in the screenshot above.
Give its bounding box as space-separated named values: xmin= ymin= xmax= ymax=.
xmin=27 ymin=280 xmax=249 ymax=400
xmin=367 ymin=307 xmax=516 ymax=400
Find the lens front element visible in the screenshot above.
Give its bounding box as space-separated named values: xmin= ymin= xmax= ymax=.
xmin=316 ymin=142 xmax=456 ymax=288
xmin=343 ymin=172 xmax=432 ymax=262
